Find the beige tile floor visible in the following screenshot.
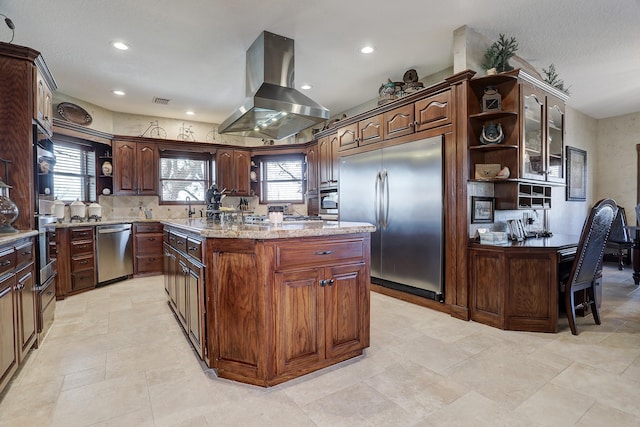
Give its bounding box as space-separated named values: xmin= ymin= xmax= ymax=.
xmin=1 ymin=264 xmax=639 ymax=426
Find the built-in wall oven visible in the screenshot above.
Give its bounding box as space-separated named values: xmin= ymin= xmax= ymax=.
xmin=35 ymin=214 xmax=57 ymax=344
xmin=319 ymin=188 xmax=338 ymax=217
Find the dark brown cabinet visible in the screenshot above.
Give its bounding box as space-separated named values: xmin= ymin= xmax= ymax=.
xmin=0 ymin=237 xmax=38 ymax=395
xmin=210 ymin=233 xmax=370 ymax=386
xmin=318 ymin=134 xmax=339 ymax=188
xmin=274 ymin=261 xmax=367 ymax=376
xmin=113 ymin=140 xmax=158 ymax=195
xmin=383 ymin=91 xmax=452 ymax=141
xmin=133 ymin=222 xmax=163 ymax=276
xmin=336 ymin=115 xmax=384 ymax=152
xmin=467 ymin=70 xmax=568 ymax=210
xmin=164 ymin=227 xmax=206 ymax=359
xmin=216 ymin=148 xmax=251 ymax=195
xmin=0 ymin=43 xmax=56 ymax=230
xmin=56 ymin=227 xmax=96 ymax=298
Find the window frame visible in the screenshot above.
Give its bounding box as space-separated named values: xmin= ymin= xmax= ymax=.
xmin=158 ymin=151 xmax=214 ymax=205
xmin=258 ymin=154 xmax=306 ymax=204
xmin=51 ymin=138 xmax=97 ymax=203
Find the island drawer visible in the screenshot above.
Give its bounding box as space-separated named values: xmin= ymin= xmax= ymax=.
xmin=274 ymin=238 xmax=365 ymax=270
xmin=171 ymin=232 xmax=188 ymax=253
xmin=71 ymin=270 xmax=95 ymax=291
xmin=186 ymin=237 xmax=203 ymax=262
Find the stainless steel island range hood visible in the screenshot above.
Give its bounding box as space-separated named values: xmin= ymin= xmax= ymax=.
xmin=218 ymin=31 xmax=329 ymax=140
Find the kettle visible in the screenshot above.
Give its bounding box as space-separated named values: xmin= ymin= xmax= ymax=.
xmin=53 ymin=199 xmax=65 ymax=221
xmin=87 ymin=202 xmax=102 ymax=220
xmin=70 ymin=199 xmax=86 ymax=220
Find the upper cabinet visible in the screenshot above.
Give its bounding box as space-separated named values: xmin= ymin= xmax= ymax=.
xmin=113 ymin=140 xmax=159 ymax=195
xmin=467 ymin=70 xmax=568 ymax=209
xmin=383 ymin=91 xmax=452 ymax=141
xmin=318 ymin=134 xmax=339 ymax=188
xmin=34 ymin=62 xmax=55 ymax=136
xmin=0 ymin=43 xmax=56 ymax=230
xmin=216 ymin=148 xmax=250 ymax=196
xmin=306 ymin=143 xmax=319 ymax=195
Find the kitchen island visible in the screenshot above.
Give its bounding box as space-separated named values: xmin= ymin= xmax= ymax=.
xmin=162 ymin=218 xmax=375 ymax=387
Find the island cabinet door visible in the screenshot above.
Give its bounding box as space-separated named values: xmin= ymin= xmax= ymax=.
xmin=186 ymin=259 xmax=205 ymax=359
xmin=324 ymin=262 xmax=369 ymax=359
xmin=274 ymin=268 xmax=325 ymax=376
xmin=176 ymin=256 xmax=188 ymax=330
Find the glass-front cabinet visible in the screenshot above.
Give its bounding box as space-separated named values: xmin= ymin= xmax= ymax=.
xmin=520 ymin=82 xmax=566 ymax=184
xmin=546 ymin=96 xmax=565 ymax=183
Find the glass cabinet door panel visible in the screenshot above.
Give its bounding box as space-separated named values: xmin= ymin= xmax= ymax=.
xmin=522 ymin=89 xmax=545 ymax=180
xmin=547 ymin=101 xmax=565 ymax=182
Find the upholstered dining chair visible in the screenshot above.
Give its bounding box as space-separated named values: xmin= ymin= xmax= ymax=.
xmin=560 ymin=198 xmax=618 ymax=335
xmin=604 ymin=206 xmax=633 ymax=270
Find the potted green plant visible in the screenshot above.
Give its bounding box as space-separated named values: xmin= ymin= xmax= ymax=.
xmin=482 ymin=34 xmax=519 ymax=74
xmin=542 ymin=64 xmax=570 ymax=94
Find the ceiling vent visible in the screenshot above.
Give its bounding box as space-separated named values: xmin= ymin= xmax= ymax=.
xmin=152 ymin=97 xmax=171 ymax=105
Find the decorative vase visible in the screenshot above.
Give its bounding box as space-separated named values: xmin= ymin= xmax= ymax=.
xmin=102 ymin=161 xmax=113 ymax=176
xmin=0 ymin=179 xmax=18 ymax=233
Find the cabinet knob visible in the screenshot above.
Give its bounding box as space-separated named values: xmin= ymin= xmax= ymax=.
xmin=409 ymin=122 xmax=415 ymax=128
xmin=320 ymin=279 xmax=326 ymax=287
xmin=314 ymin=250 xmax=333 ymax=255
xmin=328 ymin=279 xmax=335 ymax=286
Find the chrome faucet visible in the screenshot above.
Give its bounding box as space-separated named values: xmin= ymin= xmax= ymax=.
xmin=186 ymin=196 xmax=195 ymax=218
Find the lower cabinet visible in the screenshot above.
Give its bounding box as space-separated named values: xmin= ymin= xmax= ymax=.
xmin=469 ymin=245 xmax=559 ymax=332
xmin=0 ymin=237 xmax=38 ymax=395
xmin=274 ymin=262 xmax=368 ymax=376
xmin=133 ymin=222 xmax=163 ymax=276
xmin=163 ymin=228 xmax=206 ymax=360
xmin=210 ymin=233 xmax=371 ymax=386
xmin=57 ymin=227 xmax=96 ymax=298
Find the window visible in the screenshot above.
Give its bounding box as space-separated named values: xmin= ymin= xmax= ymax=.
xmin=259 ymin=155 xmax=305 ymax=203
xmin=53 ymin=142 xmax=96 ymax=202
xmin=159 ymin=153 xmax=213 ymax=202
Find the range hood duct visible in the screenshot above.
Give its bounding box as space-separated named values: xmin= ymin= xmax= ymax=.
xmin=218 ymin=31 xmax=329 ymax=140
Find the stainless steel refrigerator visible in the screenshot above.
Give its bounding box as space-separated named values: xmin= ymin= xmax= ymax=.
xmin=339 ymin=136 xmax=443 ymax=300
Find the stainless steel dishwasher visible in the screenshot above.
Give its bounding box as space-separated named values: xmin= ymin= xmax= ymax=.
xmin=96 ymin=223 xmax=133 ymax=284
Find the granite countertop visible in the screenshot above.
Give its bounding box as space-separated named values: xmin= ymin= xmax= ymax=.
xmin=53 ymin=218 xmax=164 ymax=228
xmin=162 ymin=218 xmax=376 ymax=239
xmin=0 ymin=230 xmax=39 ymax=245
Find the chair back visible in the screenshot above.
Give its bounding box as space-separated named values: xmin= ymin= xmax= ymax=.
xmin=569 ymin=199 xmax=618 ymax=287
xmin=607 ymin=206 xmax=630 ymax=244
xmin=636 ymin=204 xmax=640 ymax=226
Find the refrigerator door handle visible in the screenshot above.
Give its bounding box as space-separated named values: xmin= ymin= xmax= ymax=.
xmin=374 ymin=171 xmax=381 ymax=227
xmin=382 ymin=169 xmax=389 ymax=229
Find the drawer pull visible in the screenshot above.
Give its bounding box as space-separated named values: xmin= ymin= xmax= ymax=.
xmin=328 ymin=279 xmax=335 ymax=286
xmin=79 ymin=260 xmax=88 ymax=264
xmin=0 ymin=260 xmax=11 ymax=266
xmin=188 ymin=246 xmax=198 ymax=251
xmin=147 ymin=238 xmax=156 ymax=241
xmin=320 ymin=279 xmax=326 ymax=287
xmin=314 ymin=250 xmax=333 ymax=255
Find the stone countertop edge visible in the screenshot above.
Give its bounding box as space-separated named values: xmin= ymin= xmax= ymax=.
xmin=0 ymin=230 xmax=39 ymax=245
xmin=161 ymin=218 xmax=376 ymax=239
xmin=52 ymin=218 xmax=166 ymax=228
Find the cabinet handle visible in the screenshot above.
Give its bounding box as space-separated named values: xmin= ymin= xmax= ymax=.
xmin=188 ymin=246 xmax=198 ymax=251
xmin=314 ymin=250 xmax=333 ymax=255
xmin=328 ymin=279 xmax=335 ymax=286
xmin=0 ymin=260 xmax=11 ymax=266
xmin=147 ymin=237 xmax=156 ymax=241
xmin=413 ymin=120 xmax=419 ymax=127
xmin=21 ymin=251 xmax=32 ymax=256
xmin=320 ymin=279 xmax=326 ymax=287
xmin=79 ymin=260 xmax=88 ymax=264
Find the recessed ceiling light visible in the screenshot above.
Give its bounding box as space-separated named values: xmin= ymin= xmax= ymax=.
xmin=186 ymin=111 xmax=195 ymax=115
xmin=112 ymin=41 xmax=129 ymax=51
xmin=360 ymin=46 xmax=374 ymax=54
xmin=112 ymin=90 xmax=125 ymax=96
xmin=301 ymin=84 xmax=312 ymax=90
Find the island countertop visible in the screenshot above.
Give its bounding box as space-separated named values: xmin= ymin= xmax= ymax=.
xmin=161 ymin=218 xmax=376 ymax=239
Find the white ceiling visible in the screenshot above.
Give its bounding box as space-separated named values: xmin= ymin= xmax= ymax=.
xmin=3 ymin=0 xmax=639 ymax=125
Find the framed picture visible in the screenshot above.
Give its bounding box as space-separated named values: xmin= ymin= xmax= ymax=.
xmin=566 ymin=146 xmax=587 ymax=201
xmin=471 ymin=196 xmax=495 ymax=223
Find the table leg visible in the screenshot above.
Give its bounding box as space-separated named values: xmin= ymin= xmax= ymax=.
xmin=633 ymin=231 xmax=640 ymax=285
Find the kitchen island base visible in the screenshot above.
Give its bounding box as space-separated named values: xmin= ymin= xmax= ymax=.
xmin=163 ymin=220 xmax=373 ymax=387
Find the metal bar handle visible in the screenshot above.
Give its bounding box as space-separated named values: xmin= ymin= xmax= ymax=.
xmin=374 ymin=171 xmax=381 ymax=227
xmin=314 ymin=250 xmax=334 ymax=255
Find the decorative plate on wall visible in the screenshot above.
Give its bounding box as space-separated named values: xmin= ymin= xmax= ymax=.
xmin=57 ymin=102 xmax=93 ymax=126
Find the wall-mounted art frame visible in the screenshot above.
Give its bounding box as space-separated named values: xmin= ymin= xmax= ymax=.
xmin=471 ymin=196 xmax=495 ymax=223
xmin=566 ymin=146 xmax=587 ymax=201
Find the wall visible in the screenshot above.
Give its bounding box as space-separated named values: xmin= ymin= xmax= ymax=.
xmin=595 ymin=112 xmax=640 ymax=223
xmin=52 ymin=93 xmax=313 ymax=147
